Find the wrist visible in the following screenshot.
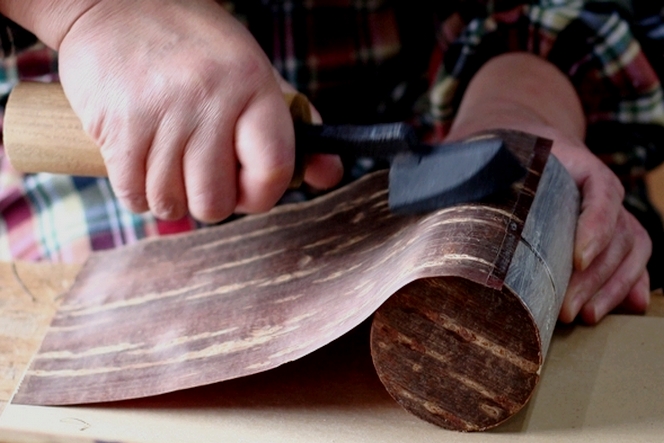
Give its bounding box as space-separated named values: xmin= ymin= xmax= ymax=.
xmin=448 ymin=104 xmax=584 ymax=147
xmin=447 ymin=53 xmax=586 ymax=145
xmin=0 ymin=0 xmax=101 ymax=49
xmin=447 ymin=100 xmax=550 ymax=141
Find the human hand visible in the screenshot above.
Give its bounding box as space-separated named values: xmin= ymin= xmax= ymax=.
xmin=53 ymin=0 xmax=341 ymax=222
xmin=445 ymin=52 xmax=652 ymax=324
xmin=552 ymin=137 xmax=652 ymax=324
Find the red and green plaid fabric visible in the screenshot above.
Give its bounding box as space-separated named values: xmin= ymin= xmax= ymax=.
xmin=1 ymin=0 xmax=663 ymax=262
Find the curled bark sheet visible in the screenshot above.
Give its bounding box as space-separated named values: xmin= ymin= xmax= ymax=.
xmin=14 ymin=131 xmax=579 ymax=432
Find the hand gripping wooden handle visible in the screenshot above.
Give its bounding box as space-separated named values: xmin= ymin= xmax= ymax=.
xmin=3 ymin=82 xmax=312 ymax=184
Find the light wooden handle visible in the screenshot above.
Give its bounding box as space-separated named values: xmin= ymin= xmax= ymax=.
xmin=4 ymin=82 xmax=312 ymax=180
xmin=4 ymin=82 xmax=107 ymax=176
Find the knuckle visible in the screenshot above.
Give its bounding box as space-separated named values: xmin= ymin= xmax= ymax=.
xmin=148 ymin=194 xmax=185 ymax=221
xmin=616 ymin=209 xmax=649 ymax=253
xmin=583 ymin=268 xmax=606 ymax=294
xmin=107 ymin=170 xmax=139 ymax=198
xmin=641 ymin=232 xmax=653 ymax=257
xmin=261 ymin=135 xmax=296 ymax=177
xmin=607 ymin=173 xmax=625 ymax=201
xmin=579 ymin=215 xmax=612 ymax=252
xmin=80 ymin=113 xmax=106 ymax=145
xmin=113 ymin=188 xmax=148 ymax=213
xmin=188 ymin=191 xmax=235 ymax=223
xmin=248 ymin=169 xmax=292 ymax=213
xmin=627 ymin=215 xmax=653 ymax=264
xmin=233 ymin=53 xmax=272 ymax=87
xmin=596 ymin=217 xmax=615 ymax=242
xmin=185 ymin=59 xmax=224 ymax=98
xmin=262 ymin=155 xmax=294 ymax=187
xmin=629 ymin=211 xmax=652 ymax=242
xmin=609 ymin=273 xmax=632 ymax=298
xmin=99 ymin=142 xmax=129 ymax=168
xmin=613 ymin=177 xmax=625 ymax=197
xmin=184 ymin=54 xmax=270 ymax=103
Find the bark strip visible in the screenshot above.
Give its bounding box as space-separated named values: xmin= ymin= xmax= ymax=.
xmin=14 ymin=131 xmax=578 ymax=432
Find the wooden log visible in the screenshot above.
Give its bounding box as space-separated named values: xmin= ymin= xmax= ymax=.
xmin=10 ymin=129 xmax=578 ymax=432
xmin=371 ymin=149 xmax=578 ymax=430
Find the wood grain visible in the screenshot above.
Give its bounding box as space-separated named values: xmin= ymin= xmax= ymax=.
xmin=0 ymin=428 xmax=97 ymax=443
xmin=3 ymin=82 xmax=105 ymax=176
xmin=11 ymin=130 xmax=578 ymax=432
xmin=2 ymin=304 xmax=664 ymax=443
xmin=371 ymin=142 xmax=579 ymax=430
xmin=0 ymin=262 xmax=79 ymax=415
xmin=3 ymin=82 xmax=313 ymax=185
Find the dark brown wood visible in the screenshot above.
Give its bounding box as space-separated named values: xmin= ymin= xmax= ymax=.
xmin=371 ymin=277 xmax=541 ymax=431
xmin=371 ymin=149 xmax=579 ymax=431
xmin=13 ymin=131 xmax=578 ymax=433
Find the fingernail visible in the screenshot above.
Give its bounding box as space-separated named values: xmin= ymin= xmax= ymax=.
xmin=589 ymin=303 xmax=601 ymax=325
xmin=153 ymin=200 xmax=184 ymax=221
xmin=578 ymin=244 xmax=596 ymax=271
xmin=560 ymin=293 xmax=580 ymax=323
xmin=588 ymin=292 xmax=610 ymax=324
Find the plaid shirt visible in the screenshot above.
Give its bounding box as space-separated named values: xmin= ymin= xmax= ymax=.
xmin=1 ymin=0 xmax=663 ymax=262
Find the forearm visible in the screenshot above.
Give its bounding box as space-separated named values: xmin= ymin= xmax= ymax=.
xmin=447 ymin=52 xmax=586 ymax=147
xmin=448 ymin=52 xmax=651 ymax=324
xmin=0 ymin=0 xmax=101 ymax=49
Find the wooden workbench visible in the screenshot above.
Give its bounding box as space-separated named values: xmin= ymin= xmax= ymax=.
xmin=0 ymin=260 xmax=663 ymax=443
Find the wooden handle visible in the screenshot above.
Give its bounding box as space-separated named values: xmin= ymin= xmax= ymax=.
xmin=4 ymin=82 xmax=107 ymax=176
xmin=4 ymin=82 xmax=312 ymax=181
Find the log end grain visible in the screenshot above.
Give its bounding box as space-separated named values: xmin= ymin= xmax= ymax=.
xmin=370 ymin=276 xmax=542 ymax=431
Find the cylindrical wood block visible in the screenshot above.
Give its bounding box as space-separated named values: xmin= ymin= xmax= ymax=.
xmin=371 ymin=154 xmax=578 ymax=431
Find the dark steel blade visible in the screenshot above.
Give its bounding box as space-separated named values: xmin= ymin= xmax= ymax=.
xmin=388 ymin=137 xmax=526 ymax=214
xmin=294 ymin=122 xmax=526 ymax=213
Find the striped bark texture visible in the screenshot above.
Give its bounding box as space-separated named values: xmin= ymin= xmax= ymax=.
xmin=371 ymin=137 xmax=579 ymax=431
xmin=14 ymin=131 xmax=578 ymax=432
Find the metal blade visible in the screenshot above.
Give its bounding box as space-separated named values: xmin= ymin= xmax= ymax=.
xmin=388 ymin=137 xmax=526 ymax=214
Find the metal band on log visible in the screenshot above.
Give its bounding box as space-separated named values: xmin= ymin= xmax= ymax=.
xmin=14 ymin=131 xmax=578 ymax=432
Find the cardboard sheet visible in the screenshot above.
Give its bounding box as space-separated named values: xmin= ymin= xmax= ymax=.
xmin=0 ymin=262 xmax=79 ymax=415
xmin=1 ymin=154 xmax=663 ymax=441
xmin=1 ymin=305 xmax=663 ymax=442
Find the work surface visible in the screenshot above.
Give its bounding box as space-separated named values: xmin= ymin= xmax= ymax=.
xmin=0 ymin=261 xmax=663 ymax=443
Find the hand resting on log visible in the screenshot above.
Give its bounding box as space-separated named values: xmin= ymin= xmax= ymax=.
xmin=446 ymin=53 xmax=652 ymax=325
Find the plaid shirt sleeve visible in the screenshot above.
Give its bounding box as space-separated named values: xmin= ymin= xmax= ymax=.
xmin=0 ymin=0 xmax=663 ymax=263
xmin=424 ymin=1 xmax=664 ymax=288
xmin=427 ymin=0 xmax=664 ymax=131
